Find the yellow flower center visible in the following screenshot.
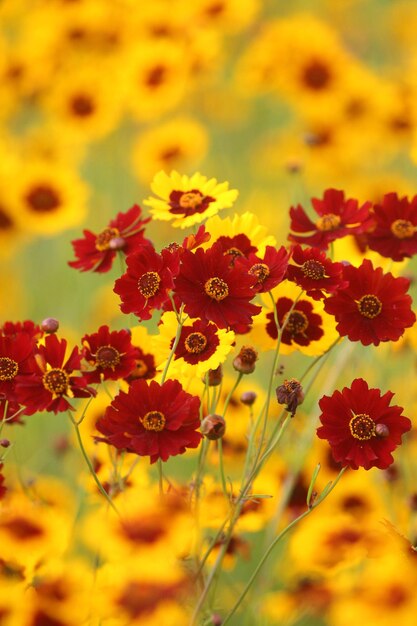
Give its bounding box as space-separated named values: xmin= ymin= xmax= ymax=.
xmin=249 ymin=263 xmax=270 ymax=283
xmin=179 ymin=191 xmax=204 ymax=210
xmin=95 ymin=227 xmax=120 ymax=251
xmin=0 ymin=357 xmax=18 ymax=381
xmin=137 ymin=272 xmax=161 ymax=299
xmin=315 ymin=213 xmax=341 ymax=232
xmin=42 ymin=368 xmax=69 ymax=395
xmin=301 ymin=259 xmax=325 ymax=279
xmin=283 ymin=310 xmax=309 ymax=334
xmin=390 ymin=219 xmax=415 ymax=239
xmin=204 ymin=277 xmax=229 ymax=301
xmin=184 ymin=332 xmax=208 ymax=354
xmin=357 ymin=294 xmax=382 ymax=319
xmin=349 ymin=413 xmax=376 ymax=440
xmin=141 ymin=410 xmax=166 ymax=432
xmin=96 ymin=346 xmax=121 ymax=369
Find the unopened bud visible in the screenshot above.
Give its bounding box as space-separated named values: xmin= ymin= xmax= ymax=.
xmin=201 ymin=414 xmax=226 ymax=440
xmin=204 ymin=365 xmax=223 ymax=387
xmin=108 ymin=236 xmax=126 ymax=250
xmin=276 ymin=378 xmax=304 ymax=417
xmin=211 ymin=614 xmax=223 ymax=626
xmin=240 ymin=391 xmax=257 ymax=406
xmin=40 ymin=317 xmax=59 ymax=334
xmin=384 ymin=465 xmax=400 ymax=482
xmin=376 ymin=423 xmax=390 ymax=438
xmin=233 ymin=346 xmax=258 ymax=374
xmin=0 ymin=438 xmax=10 ymax=448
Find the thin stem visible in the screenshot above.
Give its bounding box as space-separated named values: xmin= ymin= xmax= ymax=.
xmin=69 ymin=413 xmax=120 ymax=516
xmin=160 ymin=304 xmax=185 ymax=384
xmin=217 ymin=439 xmax=228 ymax=499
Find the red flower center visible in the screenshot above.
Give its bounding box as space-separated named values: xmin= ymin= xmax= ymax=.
xmin=25 ymin=185 xmax=61 ymax=213
xmin=302 ymin=60 xmax=332 ymax=90
xmin=42 ymin=368 xmax=69 ymax=395
xmin=95 ymin=227 xmax=120 ymax=251
xmin=96 ymin=346 xmax=121 ymax=369
xmin=0 ymin=357 xmax=18 ymax=381
xmin=141 ymin=410 xmax=166 ymax=432
xmin=315 ymin=213 xmax=341 ymax=232
xmin=137 ymin=271 xmax=161 ymax=298
xmin=249 ymin=263 xmax=270 ymax=283
xmin=357 ymin=294 xmax=382 ymax=319
xmin=204 ymin=277 xmax=229 ymax=301
xmin=283 ymin=310 xmax=309 ymax=335
xmin=301 ymin=259 xmax=325 ymax=279
xmin=390 ymin=219 xmax=415 ymax=239
xmin=349 ymin=413 xmax=376 ymax=440
xmin=179 ymin=191 xmax=204 ymax=210
xmin=184 ymin=332 xmax=208 ymax=354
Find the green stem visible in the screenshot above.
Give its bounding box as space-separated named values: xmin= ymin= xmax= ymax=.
xmin=217 ymin=439 xmax=228 ymax=499
xmin=160 ymin=304 xmax=185 ymax=384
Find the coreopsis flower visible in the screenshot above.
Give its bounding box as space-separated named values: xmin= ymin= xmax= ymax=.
xmin=1 ymin=320 xmax=42 ymax=341
xmin=125 ymin=325 xmax=157 ymax=383
xmin=288 ymin=188 xmax=373 ymax=250
xmin=317 ymin=378 xmax=411 ymax=470
xmin=15 ymin=334 xmax=95 ymax=414
xmin=81 ymin=325 xmax=139 ymax=383
xmin=114 ymin=244 xmax=177 ymax=321
xmin=0 ymin=332 xmax=36 ymax=402
xmin=366 ymin=192 xmax=417 ymax=261
xmin=144 ymin=170 xmax=238 ymax=229
xmin=95 ymin=379 xmax=201 ymax=463
xmin=324 ymin=259 xmax=416 ymax=346
xmin=286 ymin=245 xmax=347 ymax=300
xmin=174 ymin=243 xmax=261 ymax=331
xmin=69 ymin=204 xmax=150 ymax=273
xmin=244 ymin=245 xmax=290 ymax=292
xmin=266 ymin=296 xmax=325 ymax=348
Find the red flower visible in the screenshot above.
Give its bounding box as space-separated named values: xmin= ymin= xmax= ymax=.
xmin=324 ymin=259 xmax=416 ymax=346
xmin=266 ymin=297 xmax=324 ymax=347
xmin=125 ymin=347 xmax=157 ymax=384
xmin=174 ymin=243 xmax=261 ymax=331
xmin=367 ymin=193 xmax=417 ymax=261
xmin=214 ymin=233 xmax=258 ymax=265
xmin=0 ymin=332 xmax=36 ymax=402
xmin=286 ymin=245 xmax=347 ymax=300
xmin=81 ymin=325 xmax=140 ymax=383
xmin=1 ymin=320 xmax=42 ymax=341
xmin=69 ymin=204 xmax=150 ymax=273
xmin=15 ymin=334 xmax=95 ymax=414
xmin=317 ymin=378 xmax=411 ymax=470
xmin=243 ymin=245 xmax=290 ymax=293
xmin=114 ymin=244 xmax=177 ymax=321
xmin=173 ymin=319 xmax=220 ymax=365
xmin=95 ymin=379 xmax=202 ymax=464
xmin=288 ymin=189 xmax=373 ymax=250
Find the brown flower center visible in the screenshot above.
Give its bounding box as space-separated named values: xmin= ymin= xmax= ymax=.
xmin=179 ymin=191 xmax=204 ymax=210
xmin=184 ymin=332 xmax=207 ymax=354
xmin=390 ymin=219 xmax=415 ymax=239
xmin=302 ymin=60 xmax=332 ymax=90
xmin=132 ymin=359 xmax=148 ymax=378
xmin=42 ymin=368 xmax=69 ymax=395
xmin=137 ymin=272 xmax=161 ymax=298
xmin=283 ymin=310 xmax=309 ymax=334
xmin=96 ymin=345 xmax=121 ymax=369
xmin=70 ymin=94 xmax=95 ymax=117
xmin=349 ymin=413 xmax=376 ymax=441
xmin=205 ymin=277 xmax=229 ymax=301
xmin=25 ymin=185 xmax=61 ymax=213
xmin=301 ymin=259 xmax=325 ymax=279
xmin=315 ymin=213 xmax=341 ymax=232
xmin=141 ymin=410 xmax=166 ymax=432
xmin=249 ymin=263 xmax=270 ymax=283
xmin=95 ymin=227 xmax=120 ymax=251
xmin=225 ymin=247 xmax=244 ymax=259
xmin=357 ymin=294 xmax=382 ymax=319
xmin=0 ymin=357 xmax=18 ymax=381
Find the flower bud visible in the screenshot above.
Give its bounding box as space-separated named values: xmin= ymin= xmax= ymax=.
xmin=204 ymin=365 xmax=223 ymax=387
xmin=0 ymin=438 xmax=10 ymax=448
xmin=376 ymin=423 xmax=390 ymax=438
xmin=40 ymin=317 xmax=59 ymax=334
xmin=201 ymin=414 xmax=226 ymax=440
xmin=233 ymin=346 xmax=258 ymax=374
xmin=211 ymin=614 xmax=223 ymax=626
xmin=240 ymin=391 xmax=257 ymax=406
xmin=276 ymin=378 xmax=304 ymax=417
xmin=108 ymin=236 xmax=126 ymax=250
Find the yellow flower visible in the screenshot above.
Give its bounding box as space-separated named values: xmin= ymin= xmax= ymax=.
xmin=144 ymin=170 xmax=238 ymax=229
xmin=204 ymin=211 xmax=276 ymax=255
xmin=8 ymin=159 xmax=89 ymax=235
xmin=189 ymin=0 xmax=260 ymax=33
xmin=131 ymin=117 xmax=209 ymax=184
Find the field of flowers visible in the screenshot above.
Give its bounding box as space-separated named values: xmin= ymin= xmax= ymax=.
xmin=1 ymin=1 xmax=417 ymax=625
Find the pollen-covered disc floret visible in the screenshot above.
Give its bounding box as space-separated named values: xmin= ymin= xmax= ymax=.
xmin=0 ymin=357 xmax=18 ymax=381
xmin=141 ymin=410 xmax=166 ymax=432
xmin=42 ymin=368 xmax=69 ymax=395
xmin=204 ymin=277 xmax=229 ymax=301
xmin=286 ymin=246 xmax=347 ymax=300
xmin=317 ymin=378 xmax=411 ymax=470
xmin=357 ymin=294 xmax=382 ymax=319
xmin=137 ymin=271 xmax=161 ymax=299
